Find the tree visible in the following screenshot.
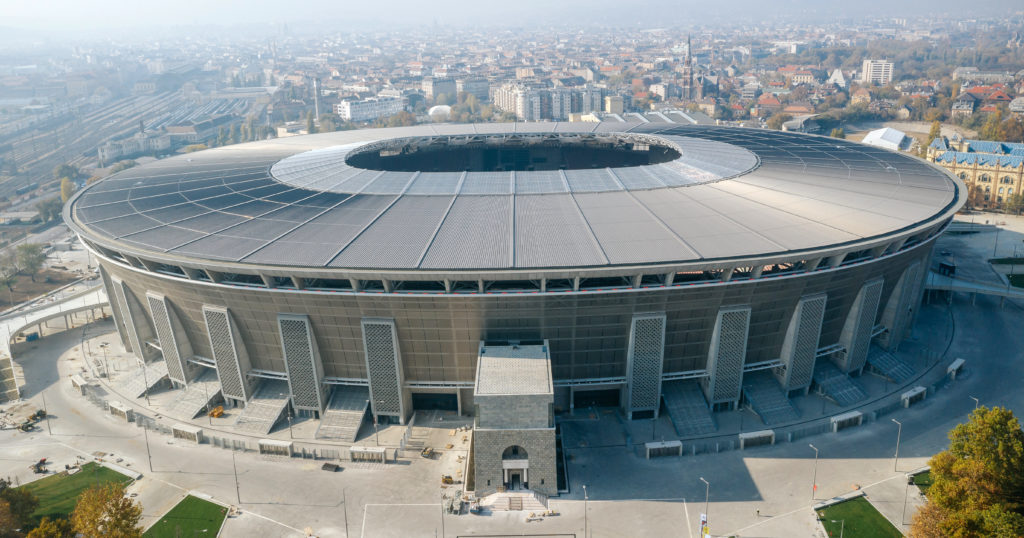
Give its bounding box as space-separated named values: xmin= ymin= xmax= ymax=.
xmin=910 ymin=406 xmax=1024 ymax=537
xmin=26 ymin=517 xmax=73 ymax=538
xmin=0 ymin=488 xmax=37 ymax=531
xmin=184 ymin=144 xmax=208 ymax=153
xmin=108 ymin=161 xmax=137 ymax=174
xmin=52 ymin=164 xmax=78 ymax=181
xmin=829 ymin=127 xmax=846 ymax=139
xmin=305 ymin=111 xmax=316 ymax=134
xmin=59 ymin=178 xmax=74 ymax=203
xmin=927 ymin=121 xmax=942 ymax=146
xmin=14 ymin=244 xmax=45 ymax=283
xmin=766 ymin=113 xmax=792 ymax=130
xmin=35 ymin=198 xmax=62 ymax=223
xmin=71 ymin=483 xmax=142 ymax=538
xmin=0 ymin=499 xmax=19 ymax=538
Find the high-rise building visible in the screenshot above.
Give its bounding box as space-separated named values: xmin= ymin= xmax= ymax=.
xmin=604 ymin=95 xmax=624 ymax=115
xmin=421 ymin=77 xmax=457 ymax=100
xmin=860 ymin=60 xmax=894 ymax=85
xmin=456 ymin=78 xmax=490 ymax=102
xmin=335 ymin=97 xmax=404 ymax=122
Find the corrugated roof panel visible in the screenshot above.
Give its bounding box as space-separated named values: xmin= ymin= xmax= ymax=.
xmin=406 ymin=172 xmax=463 ymax=195
xmin=460 ymin=172 xmax=512 ymax=194
xmin=564 ymin=169 xmax=619 ymax=192
xmin=514 ymin=194 xmax=606 ymax=268
xmin=329 ymin=195 xmax=455 ymax=268
xmin=515 ymin=170 xmax=566 ymax=194
xmin=420 ymin=195 xmax=512 ymax=269
xmin=360 ymin=171 xmax=415 ymax=194
xmin=573 ymin=192 xmax=695 ymax=263
xmin=174 ymin=233 xmax=270 ymax=262
xmin=120 ymin=225 xmax=206 ymax=251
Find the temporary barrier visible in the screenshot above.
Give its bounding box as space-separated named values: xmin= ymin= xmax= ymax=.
xmin=350 ymin=446 xmax=388 ymax=463
xmin=645 ymin=440 xmax=682 ymax=459
xmin=901 ymin=386 xmax=926 ymax=408
xmin=830 ymin=411 xmax=863 ymax=432
xmin=108 ymin=401 xmax=134 ymax=423
xmin=172 ymin=424 xmax=203 ymax=444
xmin=257 ymin=439 xmax=293 ymax=457
xmin=738 ymin=429 xmax=775 ymax=449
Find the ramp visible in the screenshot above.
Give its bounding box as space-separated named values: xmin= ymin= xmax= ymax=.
xmin=117 ymin=361 xmax=169 ymax=398
xmin=316 ymin=385 xmax=369 ymax=442
xmin=163 ymin=371 xmax=221 ymax=419
xmin=813 ymin=362 xmax=868 ymax=407
xmin=234 ymin=380 xmax=290 ymax=435
xmin=867 ymin=348 xmax=916 ymax=383
xmin=661 ymin=380 xmax=717 ymax=437
xmin=741 ymin=371 xmax=800 ymax=425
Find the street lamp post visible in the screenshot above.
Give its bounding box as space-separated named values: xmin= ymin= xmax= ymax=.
xmin=970 ymin=396 xmax=979 ymax=410
xmin=143 ymin=423 xmax=153 ymax=472
xmin=809 ymin=444 xmax=819 ymax=500
xmin=99 ymin=343 xmax=109 ymax=378
xmin=582 ymin=484 xmax=588 ymax=538
xmin=699 ymin=477 xmax=710 ymax=536
xmin=40 ymin=389 xmax=51 ymax=436
xmin=902 ymin=480 xmax=911 ymax=526
xmin=140 ymin=361 xmax=151 ymax=405
xmin=892 ymin=419 xmax=903 ymax=472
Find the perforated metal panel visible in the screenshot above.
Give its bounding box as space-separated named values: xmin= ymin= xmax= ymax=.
xmin=111 ymin=277 xmax=151 ymax=361
xmin=278 ymin=314 xmax=326 ymax=412
xmin=146 ymin=293 xmax=191 ymax=385
xmin=777 ymin=294 xmax=827 ymax=391
xmin=704 ymin=306 xmax=750 ymax=404
xmin=361 ymin=319 xmax=405 ymax=420
xmin=99 ymin=265 xmax=130 ymax=351
xmin=837 ymin=279 xmax=884 ymax=373
xmin=626 ymin=314 xmax=666 ymax=415
xmin=878 ymin=262 xmax=921 ymax=351
xmin=203 ymin=306 xmax=252 ymax=401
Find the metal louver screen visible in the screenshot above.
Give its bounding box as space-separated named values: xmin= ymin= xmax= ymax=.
xmin=147 ymin=294 xmax=186 ymax=384
xmin=788 ymin=294 xmax=827 ymax=390
xmin=99 ymin=265 xmax=130 ymax=351
xmin=203 ymin=307 xmax=247 ymax=401
xmin=361 ymin=320 xmax=403 ymax=417
xmin=112 ymin=279 xmax=142 ymax=358
xmin=847 ymin=279 xmax=884 ymax=373
xmin=628 ymin=314 xmax=666 ymax=411
xmin=710 ymin=307 xmax=750 ymax=403
xmin=279 ymin=316 xmax=324 ymax=411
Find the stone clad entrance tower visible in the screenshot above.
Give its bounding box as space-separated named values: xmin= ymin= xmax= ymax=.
xmin=472 ymin=342 xmax=556 ymax=497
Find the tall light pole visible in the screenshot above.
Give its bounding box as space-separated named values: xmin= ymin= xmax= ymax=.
xmin=342 ymin=489 xmax=349 ymax=538
xmin=699 ymin=477 xmax=710 ymax=536
xmin=40 ymin=389 xmax=51 ymax=436
xmin=100 ymin=343 xmax=109 ymax=378
xmin=970 ymin=396 xmax=979 ymax=410
xmin=582 ymin=484 xmax=588 ymax=538
xmin=892 ymin=419 xmax=903 ymax=472
xmin=902 ymin=480 xmax=911 ymax=526
xmin=143 ymin=423 xmax=153 ymax=472
xmin=231 ymin=449 xmax=241 ymax=505
xmin=809 ymin=444 xmax=819 ymax=500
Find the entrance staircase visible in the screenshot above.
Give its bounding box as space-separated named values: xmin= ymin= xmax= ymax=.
xmin=480 ymin=490 xmax=548 ymax=512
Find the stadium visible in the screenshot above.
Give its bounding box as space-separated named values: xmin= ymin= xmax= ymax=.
xmin=65 ymin=122 xmax=962 ymax=495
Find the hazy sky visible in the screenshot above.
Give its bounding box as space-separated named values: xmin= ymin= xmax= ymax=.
xmin=3 ymin=0 xmax=1023 ymax=36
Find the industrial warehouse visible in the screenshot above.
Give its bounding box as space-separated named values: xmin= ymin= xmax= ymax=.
xmin=64 ymin=123 xmax=964 ymax=496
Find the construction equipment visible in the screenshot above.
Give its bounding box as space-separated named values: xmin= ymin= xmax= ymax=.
xmin=32 ymin=409 xmax=46 ymax=420
xmin=208 ymin=406 xmax=224 ymax=418
xmin=18 ymin=420 xmax=35 ymax=432
xmin=421 ymin=447 xmax=434 ymax=458
xmin=30 ymin=458 xmax=47 ymax=474
xmin=441 ymin=474 xmax=454 ymax=485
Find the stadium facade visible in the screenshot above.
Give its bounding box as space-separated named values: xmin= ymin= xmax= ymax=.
xmin=66 ymin=123 xmax=962 ymax=495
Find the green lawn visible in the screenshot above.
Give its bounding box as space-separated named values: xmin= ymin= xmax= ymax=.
xmin=143 ymin=495 xmax=228 ymax=538
xmin=20 ymin=462 xmax=132 ymax=524
xmin=913 ymin=471 xmax=933 ymax=493
xmin=818 ymin=496 xmax=902 ymax=538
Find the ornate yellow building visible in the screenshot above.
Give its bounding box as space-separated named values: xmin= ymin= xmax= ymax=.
xmin=928 ymin=136 xmax=1024 ymax=209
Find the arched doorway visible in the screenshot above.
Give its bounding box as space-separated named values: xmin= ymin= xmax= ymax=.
xmin=502 ymin=445 xmax=529 ymax=490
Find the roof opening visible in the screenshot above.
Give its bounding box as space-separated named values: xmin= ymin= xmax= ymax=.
xmin=345 ymin=133 xmax=681 ymax=172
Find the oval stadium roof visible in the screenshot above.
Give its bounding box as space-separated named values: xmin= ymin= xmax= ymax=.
xmin=69 ymin=123 xmax=962 ymax=273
